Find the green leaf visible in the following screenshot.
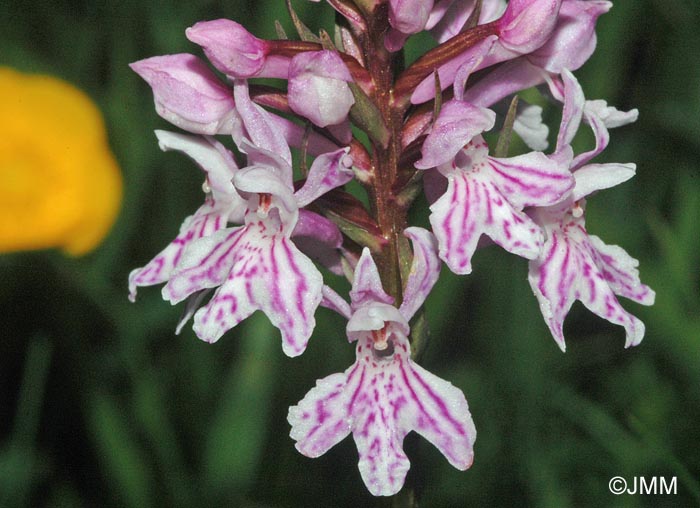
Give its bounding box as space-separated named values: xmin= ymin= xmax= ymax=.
xmin=348 ymin=82 xmax=391 ymax=149
xmin=89 ymin=393 xmax=154 ymax=508
xmin=494 ymin=95 xmax=519 ymax=158
xmin=203 ymin=314 xmax=280 ymax=498
xmin=286 ymin=0 xmax=321 ymax=43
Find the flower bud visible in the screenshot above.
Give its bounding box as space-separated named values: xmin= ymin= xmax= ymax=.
xmin=496 ymin=0 xmax=562 ymax=54
xmin=186 ymin=19 xmax=268 ymax=78
xmin=130 ymin=54 xmax=235 ymax=134
xmin=389 ymin=0 xmax=434 ymax=35
xmin=527 ymin=0 xmax=611 ymax=72
xmin=288 ymin=50 xmax=355 ymax=128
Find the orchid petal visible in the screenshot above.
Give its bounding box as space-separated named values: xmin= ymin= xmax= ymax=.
xmin=233 ymin=80 xmax=292 ymax=165
xmin=163 ymin=227 xmax=246 ymax=304
xmin=274 ymin=115 xmax=342 ymax=155
xmin=428 ymin=0 xmax=507 ymax=43
xmin=513 ymin=103 xmax=549 ymax=151
xmin=453 ymin=46 xmax=491 ymax=101
xmin=496 ymin=0 xmax=562 ymax=54
xmin=288 ymin=51 xmax=356 ymax=128
xmin=555 ymin=69 xmax=585 ymax=152
xmin=350 ymin=248 xmax=394 ymax=307
xmin=186 ymin=19 xmax=270 ymax=78
xmin=528 ymin=221 xmax=650 ymax=350
xmin=415 ymin=101 xmax=496 ymax=169
xmin=130 ymin=54 xmax=236 ymax=135
xmin=411 ymin=36 xmax=497 ymax=104
xmin=129 ymin=202 xmax=228 ymax=301
xmin=571 ymin=101 xmax=639 ymax=168
xmin=154 ymin=130 xmax=239 ymax=202
xmin=586 ymin=100 xmax=639 ymax=129
xmin=295 ymin=147 xmax=354 ymax=207
xmin=429 ymin=169 xmax=544 ymax=274
xmin=288 ymin=372 xmax=352 ymax=457
xmin=238 ymin=139 xmax=293 ymax=188
xmin=347 ymin=304 xmax=409 ymax=338
xmin=320 ymin=285 xmax=352 ymax=319
xmin=399 ymin=227 xmax=441 ymax=321
xmin=571 ymin=163 xmax=636 ymax=201
xmin=527 ymin=0 xmax=611 ymax=73
xmin=487 ymin=150 xmax=574 ymax=209
xmin=186 ymin=230 xmax=323 ymax=356
xmin=389 ymin=0 xmax=434 ymax=35
xmin=234 ymin=167 xmax=299 ymax=230
xmin=461 ymin=58 xmax=546 ymax=108
xmin=588 ymin=235 xmax=656 ymax=306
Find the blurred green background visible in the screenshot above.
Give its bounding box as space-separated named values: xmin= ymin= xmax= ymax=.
xmin=1 ymin=1 xmax=699 ymax=506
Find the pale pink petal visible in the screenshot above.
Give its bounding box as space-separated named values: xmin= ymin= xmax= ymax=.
xmin=389 ymin=0 xmax=434 ymax=35
xmin=428 ymin=0 xmax=506 ymax=43
xmin=399 ymin=227 xmax=441 ymax=321
xmin=288 ymin=51 xmax=356 ymax=128
xmin=588 ymin=235 xmax=656 ymax=306
xmin=320 ymin=285 xmax=352 ymax=319
xmin=401 ymin=360 xmax=475 ymax=470
xmin=350 ymin=249 xmax=394 ymax=308
xmin=415 ymin=101 xmax=496 ymax=169
xmin=295 ymin=148 xmax=354 ymax=207
xmin=513 ymin=103 xmax=549 ymax=151
xmin=163 ymin=227 xmax=246 ymax=304
xmin=130 ymin=54 xmax=236 ymax=134
xmin=275 ymin=115 xmax=342 ymax=155
xmin=429 ymin=170 xmax=544 ymax=274
xmin=411 ymin=36 xmax=497 ymax=104
xmin=528 ymin=228 xmax=579 ymax=350
xmin=347 ymin=304 xmax=409 ymax=339
xmin=233 ymin=80 xmax=292 ymax=165
xmin=233 ymin=166 xmax=298 ymax=223
xmin=496 ymin=0 xmax=562 ymax=54
xmin=453 ymin=45 xmax=492 ymax=100
xmin=238 ymin=139 xmax=294 ymax=189
xmin=527 ymin=0 xmax=611 ymax=73
xmin=128 ymin=203 xmax=228 ymax=301
xmin=572 ymin=101 xmax=639 ymax=168
xmin=528 ymin=221 xmax=649 ymax=350
xmin=554 ymin=69 xmax=585 ymax=152
xmin=487 ymin=150 xmax=574 ymax=209
xmin=129 ymin=131 xmax=247 ymax=301
xmin=192 ymin=232 xmax=323 ymax=356
xmin=288 ymin=373 xmax=352 ymax=456
xmin=571 ymin=163 xmax=636 ymax=201
xmin=186 ymin=19 xmax=272 ymax=78
xmin=586 ymin=100 xmax=639 ymax=129
xmin=461 ymin=58 xmax=546 ymax=108
xmin=154 ymin=130 xmax=241 ymax=206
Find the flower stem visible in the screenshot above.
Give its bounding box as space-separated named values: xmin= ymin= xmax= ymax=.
xmin=363 ymin=3 xmax=406 ymax=305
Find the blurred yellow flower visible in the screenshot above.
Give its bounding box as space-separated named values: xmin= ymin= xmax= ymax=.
xmin=0 ymin=67 xmax=122 ymax=255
